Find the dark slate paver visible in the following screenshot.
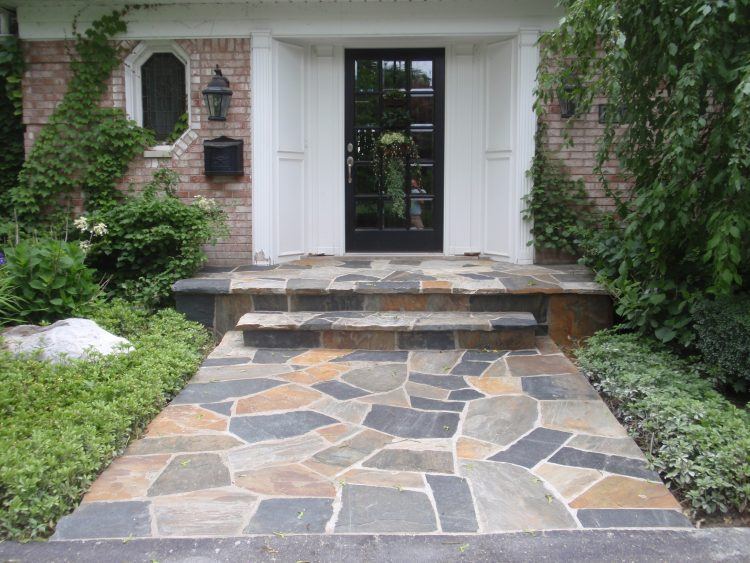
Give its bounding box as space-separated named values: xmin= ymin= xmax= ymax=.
xmin=521 ymin=374 xmax=599 ymax=400
xmin=426 ymin=474 xmax=479 ymax=532
xmin=244 ymin=498 xmax=333 ymax=534
xmin=487 ymin=427 xmax=572 ymax=468
xmin=462 ymin=351 xmax=505 ymax=362
xmin=363 ymin=449 xmax=454 ymax=474
xmin=53 ymin=501 xmax=151 ymax=540
xmin=410 ymin=396 xmax=465 ymax=412
xmin=448 ymin=388 xmax=485 ymax=401
xmin=148 ymin=454 xmax=230 ymax=496
xmin=200 ymin=401 xmax=233 ymax=416
xmin=363 ymin=405 xmax=460 ymax=438
xmin=549 ymin=447 xmax=661 ymax=481
xmin=333 ymin=350 xmax=409 ymax=363
xmin=171 ymin=378 xmax=283 ymax=404
xmin=252 ymin=349 xmax=301 ymax=364
xmin=313 ymin=380 xmax=370 ymax=400
xmin=450 ymin=360 xmax=490 ymax=377
xmin=577 ymin=509 xmax=692 ymax=528
xmin=202 ymin=357 xmax=254 ymax=367
xmin=335 ymin=485 xmax=437 ymax=533
xmin=229 ymin=411 xmax=338 ymax=444
xmin=409 ymin=372 xmax=469 ymax=390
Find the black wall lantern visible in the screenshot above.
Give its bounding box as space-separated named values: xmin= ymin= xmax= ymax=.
xmin=559 ymin=84 xmax=576 ymax=119
xmin=202 ymin=65 xmax=233 ymax=121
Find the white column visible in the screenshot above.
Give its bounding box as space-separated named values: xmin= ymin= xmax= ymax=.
xmin=251 ymin=30 xmax=275 ymax=264
xmin=513 ymin=29 xmax=540 ymax=264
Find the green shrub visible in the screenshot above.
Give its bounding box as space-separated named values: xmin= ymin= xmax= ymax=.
xmin=0 ymin=299 xmax=211 ymax=540
xmin=693 ymin=297 xmax=750 ymax=393
xmin=0 ymin=261 xmax=25 ymax=326
xmin=85 ymin=169 xmax=228 ymax=306
xmin=577 ymin=331 xmax=750 ymax=517
xmin=2 ymin=239 xmax=101 ymax=323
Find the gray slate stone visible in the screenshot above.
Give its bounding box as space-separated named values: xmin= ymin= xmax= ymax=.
xmin=53 ymin=501 xmax=151 ymax=540
xmin=521 ymin=374 xmax=599 ymax=400
xmin=548 ymin=447 xmax=661 ymax=481
xmin=313 ymin=380 xmax=370 ymax=400
xmin=244 ymin=498 xmax=333 ymax=533
xmin=335 ymin=485 xmax=437 ymax=533
xmin=252 ymin=349 xmax=303 ymax=364
xmin=229 ymin=411 xmax=338 ymax=444
xmin=334 ymin=350 xmax=409 ymax=363
xmin=463 ymin=396 xmax=538 ymax=446
xmin=202 ymin=357 xmax=253 ymax=367
xmin=450 ymin=361 xmax=490 ymax=377
xmin=363 ymin=405 xmax=459 ymax=438
xmin=128 ymin=435 xmax=242 ymax=455
xmin=409 ymin=372 xmax=469 ymax=390
xmin=463 ymin=351 xmax=505 ymax=362
xmin=171 ymin=378 xmax=283 ymax=404
xmin=341 ymin=364 xmax=407 ymax=393
xmin=448 ymin=388 xmax=485 ymax=401
xmin=200 ymin=402 xmax=233 ymax=416
xmin=487 ymin=427 xmax=572 ymax=468
xmin=410 ymin=396 xmax=465 ymax=412
xmin=426 ymin=474 xmax=479 ymax=532
xmin=148 ymin=454 xmax=230 ymax=496
xmin=364 ymin=449 xmax=454 ymax=474
xmin=577 ymin=509 xmax=692 ymax=528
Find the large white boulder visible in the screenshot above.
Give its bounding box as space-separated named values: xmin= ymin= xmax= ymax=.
xmin=3 ymin=318 xmax=134 ymax=362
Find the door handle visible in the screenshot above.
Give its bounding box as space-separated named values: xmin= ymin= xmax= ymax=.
xmin=346 ymin=156 xmax=354 ymax=184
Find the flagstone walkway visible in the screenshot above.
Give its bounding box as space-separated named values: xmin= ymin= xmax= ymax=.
xmin=52 ymin=334 xmax=690 ymax=540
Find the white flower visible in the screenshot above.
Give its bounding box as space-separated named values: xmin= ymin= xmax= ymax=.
xmin=73 ymin=216 xmax=89 ymax=232
xmin=92 ymin=222 xmax=108 ymax=236
xmin=193 ymin=195 xmax=218 ymax=212
xmin=79 ymin=240 xmax=91 ymax=253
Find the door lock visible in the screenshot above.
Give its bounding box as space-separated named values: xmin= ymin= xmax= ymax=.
xmin=346 ymin=156 xmax=354 ymax=184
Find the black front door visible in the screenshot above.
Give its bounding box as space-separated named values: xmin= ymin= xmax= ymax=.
xmin=345 ymin=49 xmax=444 ymax=252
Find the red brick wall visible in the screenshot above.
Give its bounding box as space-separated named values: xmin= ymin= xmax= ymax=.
xmin=21 ymin=38 xmax=252 ymax=267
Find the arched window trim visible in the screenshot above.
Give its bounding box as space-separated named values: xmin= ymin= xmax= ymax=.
xmin=124 ymin=41 xmax=192 ymax=150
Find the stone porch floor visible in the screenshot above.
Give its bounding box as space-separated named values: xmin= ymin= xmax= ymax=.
xmin=52 ymin=334 xmax=689 ymax=540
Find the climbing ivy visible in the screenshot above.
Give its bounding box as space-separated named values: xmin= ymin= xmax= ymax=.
xmin=522 ymin=122 xmax=594 ymax=256
xmin=10 ymin=8 xmax=153 ymax=221
xmin=0 ymin=35 xmax=24 ymax=212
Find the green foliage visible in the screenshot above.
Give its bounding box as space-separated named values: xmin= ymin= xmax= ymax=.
xmin=537 ymin=1 xmax=750 ymax=345
xmin=373 ymin=131 xmax=421 ymax=219
xmin=0 ymin=265 xmax=26 ymax=326
xmin=0 ymin=299 xmax=211 ymax=540
xmin=86 ymin=169 xmax=228 ymax=306
xmin=164 ymin=112 xmax=189 ymax=145
xmin=0 ymin=35 xmax=25 ymax=211
xmin=693 ymin=296 xmax=750 ymax=393
xmin=523 ymin=122 xmax=594 ymax=255
xmin=9 ymin=9 xmax=153 ymax=221
xmin=2 ymin=239 xmax=100 ymax=323
xmin=577 ymin=331 xmax=750 ymax=517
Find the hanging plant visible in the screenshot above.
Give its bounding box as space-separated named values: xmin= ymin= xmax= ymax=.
xmin=373 ymin=131 xmax=420 ymax=219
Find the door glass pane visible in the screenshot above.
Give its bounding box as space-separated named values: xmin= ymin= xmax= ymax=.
xmin=355 ymin=95 xmax=379 ymax=127
xmin=384 ymin=200 xmax=406 ymax=229
xmin=410 ymin=165 xmax=433 ymax=195
xmin=410 ymin=198 xmax=433 ymax=230
xmin=355 ymin=165 xmax=379 ymax=195
xmin=410 ymin=95 xmax=433 ymax=125
xmin=411 ymin=60 xmax=433 ymax=90
xmin=355 ymin=199 xmax=379 ymax=229
xmin=383 ymin=60 xmax=406 ymax=90
xmin=382 ymin=90 xmax=409 ymax=130
xmin=355 ymin=59 xmax=379 ymax=92
xmin=411 ymin=130 xmax=434 ymax=160
xmin=354 ymin=129 xmax=377 ymax=159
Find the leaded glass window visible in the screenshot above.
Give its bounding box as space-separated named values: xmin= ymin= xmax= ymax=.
xmin=141 ymin=53 xmax=186 ymax=141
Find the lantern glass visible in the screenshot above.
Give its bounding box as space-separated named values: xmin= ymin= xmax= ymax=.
xmin=559 ymin=86 xmax=576 ymax=118
xmin=202 ymin=65 xmax=233 ymax=121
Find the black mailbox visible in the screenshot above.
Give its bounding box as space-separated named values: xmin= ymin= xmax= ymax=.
xmin=204 ymin=136 xmax=244 ymax=176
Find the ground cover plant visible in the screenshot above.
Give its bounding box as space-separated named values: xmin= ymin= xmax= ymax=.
xmin=577 ymin=331 xmax=750 ymax=519
xmin=0 ymin=299 xmax=212 ymax=541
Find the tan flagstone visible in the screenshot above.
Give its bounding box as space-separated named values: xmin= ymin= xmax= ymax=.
xmin=228 ymin=434 xmax=330 ymax=472
xmin=506 ymin=354 xmax=577 ymax=377
xmin=235 ymin=384 xmax=321 ymax=414
xmin=567 ymin=434 xmax=646 ymax=460
xmin=145 ymin=405 xmax=227 ymax=437
xmin=309 ymin=396 xmax=371 ymax=424
xmin=302 ymin=458 xmax=345 ymax=478
xmin=570 ymin=475 xmax=681 ymax=510
xmin=540 ymin=400 xmax=628 ymax=438
xmin=456 ymin=437 xmax=497 ymax=460
xmin=152 ymin=487 xmax=258 ymax=536
xmin=316 ymin=423 xmax=359 ymax=443
xmin=340 ymin=468 xmax=425 ymax=489
xmin=533 ymin=463 xmax=603 ymax=500
xmin=404 ymin=381 xmax=450 ymax=400
xmin=83 ymin=454 xmax=171 ymax=502
xmin=290 ymin=349 xmax=352 ymax=366
xmin=193 ymin=364 xmax=292 ymax=383
xmin=421 ymin=280 xmax=453 ymax=292
xmin=408 ymin=350 xmax=462 ymax=374
xmin=483 ymin=361 xmax=510 ymax=378
xmin=470 ymin=376 xmax=522 ymax=395
xmin=277 ymin=363 xmax=350 ymax=385
xmin=356 ymin=387 xmax=410 ymax=407
xmin=234 ymin=464 xmax=336 ymax=497
xmin=535 ymin=337 xmax=559 ymax=355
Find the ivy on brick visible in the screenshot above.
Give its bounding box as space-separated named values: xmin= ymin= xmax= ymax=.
xmin=0 ymin=35 xmax=24 ymax=213
xmin=9 ymin=8 xmax=153 ymax=222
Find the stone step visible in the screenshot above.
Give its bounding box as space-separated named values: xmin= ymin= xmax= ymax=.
xmin=236 ymin=311 xmax=537 ymax=350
